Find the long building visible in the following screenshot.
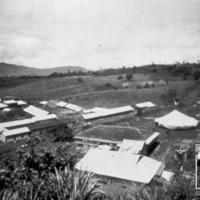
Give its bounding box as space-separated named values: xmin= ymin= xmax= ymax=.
xmin=0 ymin=127 xmax=30 ymax=143
xmin=82 ymin=105 xmax=134 ymax=120
xmin=0 ymin=114 xmax=62 ymax=143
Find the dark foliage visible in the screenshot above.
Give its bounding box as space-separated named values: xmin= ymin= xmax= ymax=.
xmin=159 ymin=89 xmax=177 ymax=105
xmin=193 ymin=71 xmax=200 ymax=80
xmin=125 ymin=74 xmax=133 ymax=81
xmin=118 ymin=75 xmax=123 ymax=80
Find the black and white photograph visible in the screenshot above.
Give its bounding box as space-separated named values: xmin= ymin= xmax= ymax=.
xmin=0 ymin=0 xmax=200 ymax=199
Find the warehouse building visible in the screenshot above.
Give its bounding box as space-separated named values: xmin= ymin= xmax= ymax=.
xmin=82 ymin=105 xmax=134 ymax=120
xmin=76 ymin=148 xmax=164 ymax=184
xmin=0 ymin=114 xmax=61 ymax=143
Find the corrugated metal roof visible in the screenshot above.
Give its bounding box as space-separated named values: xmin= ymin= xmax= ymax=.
xmin=65 ymin=103 xmax=83 ymax=112
xmin=3 ymin=100 xmax=17 ymax=105
xmin=76 ymin=149 xmax=163 ymax=183
xmin=56 ymin=101 xmax=67 ymax=107
xmin=82 ymin=105 xmax=134 ymax=120
xmin=33 ymin=114 xmax=57 ymax=122
xmin=145 ymin=132 xmax=159 ymax=145
xmin=83 ymin=107 xmax=108 ymax=114
xmin=135 ymin=101 xmax=156 ymax=108
xmin=0 ymin=103 xmax=8 ymax=109
xmin=3 ymin=127 xmax=30 ymax=136
xmin=118 ymin=139 xmax=145 ymax=154
xmin=24 ymin=105 xmax=49 ymax=117
xmin=16 ymin=100 xmax=27 ymax=106
xmin=0 ymin=114 xmax=57 ymax=129
xmin=39 ymin=101 xmax=48 ymax=106
xmin=0 ymin=118 xmax=34 ymax=129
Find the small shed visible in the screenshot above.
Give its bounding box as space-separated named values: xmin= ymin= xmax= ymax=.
xmin=135 ymin=101 xmax=156 ymax=115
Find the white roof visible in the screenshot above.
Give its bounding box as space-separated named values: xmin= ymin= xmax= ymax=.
xmin=82 ymin=106 xmax=134 ymax=120
xmin=197 ymin=152 xmax=200 ymax=160
xmin=56 ymin=101 xmax=67 ymax=107
xmin=39 ymin=101 xmax=48 ymax=105
xmin=154 ymin=110 xmax=198 ymax=130
xmin=0 ymin=114 xmax=57 ymax=129
xmin=16 ymin=100 xmax=27 ymax=106
xmin=33 ymin=114 xmax=57 ymax=122
xmin=24 ymin=105 xmax=49 ymax=117
xmin=96 ymin=145 xmax=112 ymax=151
xmin=0 ymin=103 xmax=8 ymax=109
xmin=2 ymin=108 xmax=11 ymax=112
xmin=0 ymin=118 xmax=34 ymax=129
xmin=65 ymin=103 xmax=83 ymax=112
xmin=83 ymin=107 xmax=108 ymax=114
xmin=118 ymin=139 xmax=145 ymax=154
xmin=76 ymin=149 xmax=163 ymax=184
xmin=3 ymin=100 xmax=17 ymax=105
xmin=0 ymin=127 xmax=7 ymax=133
xmin=145 ymin=132 xmax=160 ymax=146
xmin=136 ymin=101 xmax=156 ymax=108
xmin=161 ymin=171 xmax=174 ymax=182
xmin=3 ymin=127 xmax=30 ymax=137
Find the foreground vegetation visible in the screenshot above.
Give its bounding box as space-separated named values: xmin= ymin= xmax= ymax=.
xmin=0 ymin=137 xmax=198 ymax=200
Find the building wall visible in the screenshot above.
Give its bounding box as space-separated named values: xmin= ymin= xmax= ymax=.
xmin=0 ymin=133 xmax=6 ymax=143
xmin=5 ymin=132 xmax=30 ymax=143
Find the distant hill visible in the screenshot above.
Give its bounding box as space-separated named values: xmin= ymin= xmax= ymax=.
xmin=0 ymin=62 xmax=87 ymax=77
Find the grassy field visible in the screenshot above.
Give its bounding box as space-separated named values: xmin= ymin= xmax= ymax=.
xmin=77 ymin=125 xmax=145 ymax=141
xmin=164 ymin=141 xmax=195 ymax=173
xmin=71 ymin=80 xmax=198 ymax=108
xmin=0 ymin=74 xmax=198 ymax=107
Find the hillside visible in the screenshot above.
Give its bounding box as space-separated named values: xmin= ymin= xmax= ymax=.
xmin=0 ymin=62 xmax=87 ymax=77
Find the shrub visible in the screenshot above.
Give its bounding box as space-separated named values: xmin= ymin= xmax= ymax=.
xmin=159 ymin=89 xmax=177 ymax=105
xmin=77 ymin=77 xmax=83 ymax=83
xmin=118 ymin=75 xmax=123 ymax=80
xmin=125 ymin=74 xmax=133 ymax=81
xmin=193 ymin=71 xmax=200 ymax=80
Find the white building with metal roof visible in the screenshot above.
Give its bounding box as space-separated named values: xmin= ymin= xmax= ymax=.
xmin=24 ymin=105 xmax=49 ymax=117
xmin=82 ymin=105 xmax=134 ymax=120
xmin=76 ymin=149 xmax=164 ymax=184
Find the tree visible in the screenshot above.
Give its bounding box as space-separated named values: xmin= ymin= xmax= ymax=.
xmin=77 ymin=77 xmax=83 ymax=83
xmin=193 ymin=71 xmax=200 ymax=80
xmin=159 ymin=89 xmax=177 ymax=105
xmin=118 ymin=75 xmax=123 ymax=80
xmin=125 ymin=73 xmax=133 ymax=81
xmin=54 ymin=125 xmax=73 ymax=142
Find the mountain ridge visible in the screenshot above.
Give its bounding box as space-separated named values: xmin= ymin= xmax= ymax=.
xmin=0 ymin=62 xmax=87 ymax=77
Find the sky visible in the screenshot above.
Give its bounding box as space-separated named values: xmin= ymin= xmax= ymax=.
xmin=0 ymin=0 xmax=200 ymax=70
